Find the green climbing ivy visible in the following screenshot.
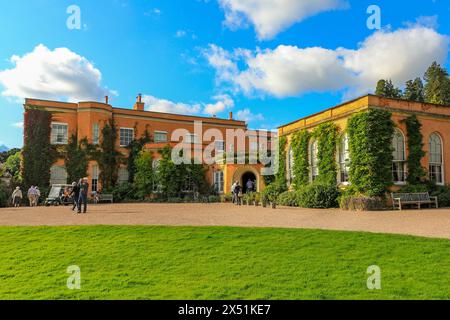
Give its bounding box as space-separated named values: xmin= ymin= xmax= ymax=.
xmin=22 ymin=108 xmax=57 ymax=189
xmin=403 ymin=115 xmax=427 ymax=185
xmin=347 ymin=109 xmax=395 ymax=197
xmin=126 ymin=128 xmax=151 ymax=183
xmin=290 ymin=130 xmax=310 ymax=189
xmin=276 ymin=136 xmax=287 ymax=189
xmin=313 ymin=122 xmax=339 ymax=186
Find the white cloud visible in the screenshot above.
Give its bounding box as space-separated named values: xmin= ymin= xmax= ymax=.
xmin=204 ymin=94 xmax=234 ymax=115
xmin=142 ymin=94 xmax=235 ymax=116
xmin=0 ymin=44 xmax=114 ymax=102
xmin=205 ymin=26 xmax=449 ymax=98
xmin=219 ymin=0 xmax=348 ymax=40
xmin=142 ymin=95 xmax=202 ymax=115
xmin=236 ymin=108 xmax=264 ymax=123
xmin=11 ymin=122 xmax=24 ymax=129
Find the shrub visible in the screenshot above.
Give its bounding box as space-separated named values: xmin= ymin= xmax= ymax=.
xmin=431 ymin=185 xmax=450 ymax=207
xmin=208 ymin=195 xmax=221 ymax=203
xmin=339 ymin=194 xmax=387 ymax=211
xmin=262 ymin=181 xmax=287 ymax=203
xmin=112 ymin=182 xmax=139 ymax=203
xmin=0 ymin=183 xmax=9 ymax=208
xmin=167 ymin=197 xmax=182 ymax=203
xmin=297 ymin=184 xmax=340 ymax=208
xmin=277 ymin=191 xmax=299 ymax=207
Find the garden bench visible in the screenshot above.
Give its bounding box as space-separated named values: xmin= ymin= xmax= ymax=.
xmin=94 ymin=194 xmax=114 ymax=204
xmin=391 ymin=192 xmax=438 ymax=210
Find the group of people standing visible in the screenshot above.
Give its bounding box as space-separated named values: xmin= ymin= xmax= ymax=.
xmin=8 ymin=177 xmax=89 ymax=213
xmin=69 ymin=178 xmax=90 ymax=214
xmin=231 ymin=179 xmax=256 ymax=205
xmin=10 ymin=186 xmax=41 ymax=207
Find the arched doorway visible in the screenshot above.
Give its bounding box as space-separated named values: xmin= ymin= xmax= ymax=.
xmin=242 ymin=171 xmax=257 ymax=193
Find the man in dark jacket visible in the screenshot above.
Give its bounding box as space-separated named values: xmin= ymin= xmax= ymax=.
xmin=69 ymin=180 xmax=81 ymax=212
xmin=77 ymin=177 xmax=89 ymax=214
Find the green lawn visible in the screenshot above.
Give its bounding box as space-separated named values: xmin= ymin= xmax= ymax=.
xmin=0 ymin=226 xmax=449 ymax=300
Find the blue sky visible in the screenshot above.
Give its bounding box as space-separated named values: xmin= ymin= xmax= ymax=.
xmin=0 ymin=0 xmax=449 ymax=148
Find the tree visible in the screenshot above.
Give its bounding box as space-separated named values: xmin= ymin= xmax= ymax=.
xmin=64 ymin=135 xmax=93 ymax=183
xmin=22 ymin=109 xmax=57 ymax=189
xmin=403 ymin=78 xmax=424 ymax=102
xmin=93 ymin=119 xmax=122 ymax=191
xmin=126 ymin=129 xmax=151 ymax=183
xmin=134 ymin=150 xmax=154 ymax=199
xmin=4 ymin=152 xmax=22 ymax=182
xmin=424 ymin=61 xmax=450 ymax=105
xmin=0 ymin=148 xmax=21 ymax=164
xmin=375 ymin=79 xmax=402 ymax=98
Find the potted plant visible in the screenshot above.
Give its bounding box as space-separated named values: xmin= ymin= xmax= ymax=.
xmin=254 ymin=193 xmax=261 ymax=206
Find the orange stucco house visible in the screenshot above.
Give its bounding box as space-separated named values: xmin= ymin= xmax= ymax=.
xmin=23 ymin=95 xmax=272 ymax=196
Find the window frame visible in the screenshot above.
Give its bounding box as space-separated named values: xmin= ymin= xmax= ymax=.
xmin=119 ymin=127 xmax=135 ymax=147
xmin=50 ymin=122 xmax=69 ymax=145
xmin=91 ymin=164 xmax=99 ymax=193
xmin=154 ymin=131 xmax=168 ymax=143
xmin=214 ymin=171 xmax=224 ymax=194
xmin=309 ymin=139 xmax=319 ymax=182
xmin=338 ymin=134 xmax=350 ymax=185
xmin=92 ymin=123 xmax=100 ymax=145
xmin=429 ymin=132 xmax=444 ymax=186
xmin=392 ymin=128 xmax=407 ymax=185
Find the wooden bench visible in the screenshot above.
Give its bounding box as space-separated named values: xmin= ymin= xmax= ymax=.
xmin=391 ymin=192 xmax=438 ymax=210
xmin=94 ymin=194 xmax=114 ymax=204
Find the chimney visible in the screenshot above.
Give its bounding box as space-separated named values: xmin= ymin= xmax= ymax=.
xmin=105 ymin=96 xmax=109 ymax=104
xmin=229 ymin=112 xmax=233 ymax=120
xmin=133 ymin=93 xmax=145 ymax=111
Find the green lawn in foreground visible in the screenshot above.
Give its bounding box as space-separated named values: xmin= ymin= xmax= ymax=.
xmin=0 ymin=226 xmax=449 ymax=300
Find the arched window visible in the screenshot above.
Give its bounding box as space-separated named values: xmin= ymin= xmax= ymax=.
xmin=392 ymin=129 xmax=406 ymax=184
xmin=429 ymin=133 xmax=444 ymax=185
xmin=310 ymin=140 xmax=319 ymax=182
xmin=339 ymin=134 xmax=350 ymax=184
xmin=287 ymin=145 xmax=295 ymax=183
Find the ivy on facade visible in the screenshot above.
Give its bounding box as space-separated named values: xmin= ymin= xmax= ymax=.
xmin=64 ymin=135 xmax=95 ymax=183
xmin=290 ymin=130 xmax=310 ymax=189
xmin=313 ymin=122 xmax=338 ymax=186
xmin=22 ymin=108 xmax=57 ymax=189
xmin=347 ymin=109 xmax=395 ymax=197
xmin=93 ymin=118 xmax=122 ymax=190
xmin=126 ymin=128 xmax=151 ymax=183
xmin=403 ymin=115 xmax=427 ymax=185
xmin=275 ymin=136 xmax=287 ymax=188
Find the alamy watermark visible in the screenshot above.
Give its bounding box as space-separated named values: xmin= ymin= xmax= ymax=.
xmin=66 ymin=5 xmax=81 ymax=30
xmin=367 ymin=5 xmax=381 ymax=30
xmin=67 ymin=265 xmax=81 ymax=290
xmin=367 ymin=265 xmax=381 ymax=290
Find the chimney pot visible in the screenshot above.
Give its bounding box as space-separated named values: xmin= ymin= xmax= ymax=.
xmin=137 ymin=93 xmax=142 ymax=103
xmin=229 ymin=112 xmax=233 ymax=120
xmin=105 ymin=96 xmax=109 ymax=104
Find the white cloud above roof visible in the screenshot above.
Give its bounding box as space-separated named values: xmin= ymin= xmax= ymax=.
xmin=219 ymin=0 xmax=349 ymax=40
xmin=0 ymin=44 xmax=115 ymax=102
xmin=205 ymin=26 xmax=449 ymax=98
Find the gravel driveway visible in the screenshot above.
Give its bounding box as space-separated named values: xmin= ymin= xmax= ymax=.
xmin=1 ymin=203 xmax=450 ymax=239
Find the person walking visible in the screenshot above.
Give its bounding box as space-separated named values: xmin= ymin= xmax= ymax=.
xmin=27 ymin=186 xmax=35 ymax=207
xmin=246 ymin=179 xmax=254 ymax=194
xmin=34 ymin=187 xmax=40 ymax=206
xmin=231 ymin=181 xmax=237 ymax=204
xmin=234 ymin=182 xmax=242 ymax=206
xmin=69 ymin=181 xmax=81 ymax=212
xmin=77 ymin=177 xmax=89 ymax=214
xmin=11 ymin=187 xmax=23 ymax=208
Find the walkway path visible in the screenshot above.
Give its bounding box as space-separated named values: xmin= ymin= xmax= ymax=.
xmin=1 ymin=203 xmax=449 ymax=239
